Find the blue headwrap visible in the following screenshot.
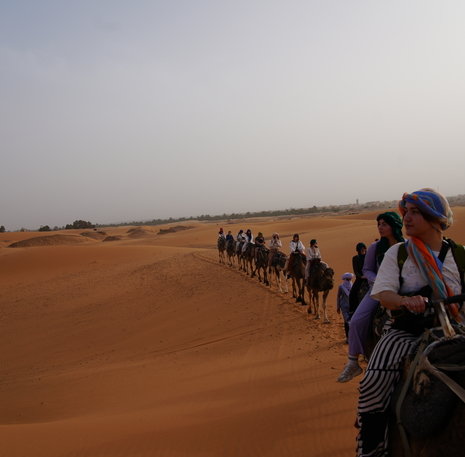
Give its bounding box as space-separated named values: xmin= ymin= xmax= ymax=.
xmin=399 ymin=188 xmax=453 ymax=230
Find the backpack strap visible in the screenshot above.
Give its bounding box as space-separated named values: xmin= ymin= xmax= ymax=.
xmin=445 ymin=238 xmax=465 ymax=293
xmin=397 ymin=242 xmax=408 ymax=287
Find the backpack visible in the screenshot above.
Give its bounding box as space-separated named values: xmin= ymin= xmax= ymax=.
xmin=397 ymin=238 xmax=465 ymax=293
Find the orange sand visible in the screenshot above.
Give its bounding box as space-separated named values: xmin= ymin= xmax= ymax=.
xmin=2 ymin=208 xmax=465 ymax=457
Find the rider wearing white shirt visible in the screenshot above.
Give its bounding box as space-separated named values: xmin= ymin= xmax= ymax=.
xmin=242 ymin=229 xmax=254 ymax=253
xmin=268 ymin=232 xmax=283 ymax=270
xmin=289 ymin=234 xmax=305 ymax=255
xmin=285 ymin=234 xmax=305 ymax=273
xmin=305 ymin=239 xmax=322 ymax=279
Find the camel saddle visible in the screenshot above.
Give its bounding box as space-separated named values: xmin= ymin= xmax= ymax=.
xmin=271 ymin=251 xmax=286 ymax=267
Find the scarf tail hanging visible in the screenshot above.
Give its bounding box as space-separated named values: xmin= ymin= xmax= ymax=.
xmin=407 ymin=238 xmax=462 ymax=323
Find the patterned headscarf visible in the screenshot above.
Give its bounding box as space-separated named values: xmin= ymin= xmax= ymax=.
xmin=399 ymin=188 xmax=453 ymax=231
xmin=406 ymin=237 xmax=464 ymax=323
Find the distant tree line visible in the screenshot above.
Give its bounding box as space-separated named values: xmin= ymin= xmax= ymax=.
xmin=98 ymin=201 xmax=399 ymax=228
xmin=34 ymin=220 xmax=95 ymax=232
xmin=64 ymin=220 xmax=95 ymax=230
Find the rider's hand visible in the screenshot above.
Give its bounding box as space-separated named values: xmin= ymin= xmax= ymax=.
xmin=400 ymin=295 xmax=427 ymax=314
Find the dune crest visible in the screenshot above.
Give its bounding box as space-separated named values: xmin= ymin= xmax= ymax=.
xmin=80 ymin=230 xmax=107 ymax=240
xmin=127 ymin=226 xmax=155 ymax=238
xmin=8 ymin=234 xmax=88 ymax=248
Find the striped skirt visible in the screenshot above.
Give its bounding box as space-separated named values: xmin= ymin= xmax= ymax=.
xmin=356 ymin=329 xmax=418 ymax=457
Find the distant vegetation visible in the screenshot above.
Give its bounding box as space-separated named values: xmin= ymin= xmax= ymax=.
xmin=99 ymin=200 xmax=401 ymax=228
xmin=32 ymin=220 xmax=95 ymax=232
xmin=100 ymin=194 xmax=465 ymax=228
xmin=65 ymin=220 xmax=95 ymax=230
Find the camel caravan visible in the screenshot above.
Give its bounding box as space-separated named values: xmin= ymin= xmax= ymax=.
xmin=217 ymin=228 xmax=334 ymax=322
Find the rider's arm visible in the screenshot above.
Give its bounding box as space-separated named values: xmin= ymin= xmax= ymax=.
xmin=362 ymin=242 xmax=378 ymax=284
xmin=377 ymin=291 xmax=426 ymax=313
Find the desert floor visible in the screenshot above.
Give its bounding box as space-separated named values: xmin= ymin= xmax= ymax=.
xmin=2 ymin=208 xmax=465 ymax=457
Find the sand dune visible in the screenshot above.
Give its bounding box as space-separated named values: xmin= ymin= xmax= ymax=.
xmin=81 ymin=231 xmax=108 ymax=240
xmin=126 ymin=227 xmax=155 ymax=238
xmin=1 ymin=208 xmax=465 ymax=457
xmin=8 ymin=234 xmax=90 ymax=248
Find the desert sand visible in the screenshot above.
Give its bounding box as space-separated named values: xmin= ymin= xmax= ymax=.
xmin=2 ymin=208 xmax=465 ymax=457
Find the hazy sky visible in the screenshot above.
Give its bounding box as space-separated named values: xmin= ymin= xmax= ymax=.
xmin=2 ymin=1 xmax=465 ymax=230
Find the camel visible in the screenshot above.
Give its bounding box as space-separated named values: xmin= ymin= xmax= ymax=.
xmin=252 ymin=246 xmax=269 ymax=285
xmin=269 ymin=251 xmax=289 ymax=293
xmin=390 ymin=331 xmax=465 ymax=456
xmin=306 ymin=259 xmax=334 ymax=322
xmin=225 ymin=238 xmax=236 ymax=266
xmin=236 ymin=240 xmax=245 ymax=270
xmin=390 ymin=334 xmax=465 ymax=457
xmin=386 ymin=295 xmax=465 ymax=456
xmin=288 ymin=252 xmax=306 ymax=305
xmin=217 ymin=237 xmax=226 ymax=264
xmin=242 ymin=242 xmax=255 ymax=275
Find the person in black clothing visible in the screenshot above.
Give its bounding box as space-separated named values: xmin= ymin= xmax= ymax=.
xmin=254 ymin=232 xmax=266 ymax=261
xmin=349 ymin=242 xmax=368 ymax=316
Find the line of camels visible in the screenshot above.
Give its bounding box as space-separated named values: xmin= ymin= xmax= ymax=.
xmin=217 ymin=237 xmax=335 ymax=323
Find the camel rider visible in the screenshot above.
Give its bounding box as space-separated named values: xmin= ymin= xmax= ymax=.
xmin=236 ymin=229 xmax=245 ymax=249
xmin=242 ymin=228 xmax=254 ymax=253
xmin=225 ymin=230 xmax=234 ymax=242
xmin=255 ymin=232 xmax=265 ymax=247
xmin=218 ymin=227 xmax=226 ymax=241
xmin=305 ymin=239 xmax=322 ymax=280
xmin=254 ymin=232 xmax=266 ymax=260
xmin=290 ymin=233 xmax=305 ymax=256
xmin=284 ymin=233 xmax=305 ymax=272
xmin=268 ymin=232 xmax=283 ymax=271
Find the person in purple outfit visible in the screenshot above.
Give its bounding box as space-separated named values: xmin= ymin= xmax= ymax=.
xmin=337 ymin=212 xmax=404 ymax=382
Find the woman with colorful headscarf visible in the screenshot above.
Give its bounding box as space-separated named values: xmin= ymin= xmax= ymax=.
xmin=337 ymin=211 xmax=404 ymax=383
xmin=356 ymin=188 xmax=464 ymax=457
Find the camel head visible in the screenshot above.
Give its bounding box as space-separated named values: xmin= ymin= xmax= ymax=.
xmin=321 ymin=267 xmax=334 ymax=290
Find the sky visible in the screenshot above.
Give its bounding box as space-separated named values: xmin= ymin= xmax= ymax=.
xmin=1 ymin=1 xmax=465 ymax=230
